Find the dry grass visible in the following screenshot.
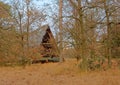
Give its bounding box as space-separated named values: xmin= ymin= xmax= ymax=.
xmin=0 ymin=58 xmax=120 ymax=85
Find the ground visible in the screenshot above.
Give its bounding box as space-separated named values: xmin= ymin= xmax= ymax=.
xmin=0 ymin=59 xmax=120 ymax=85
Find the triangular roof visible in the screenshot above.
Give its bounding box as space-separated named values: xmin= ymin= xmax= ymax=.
xmin=29 ymin=24 xmax=59 ymax=57
xmin=29 ymin=24 xmax=54 ymax=47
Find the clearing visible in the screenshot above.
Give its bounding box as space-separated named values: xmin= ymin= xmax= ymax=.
xmin=0 ymin=59 xmax=120 ymax=85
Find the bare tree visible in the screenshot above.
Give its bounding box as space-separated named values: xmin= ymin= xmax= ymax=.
xmin=59 ymin=0 xmax=64 ymax=62
xmin=10 ymin=0 xmax=46 ymax=64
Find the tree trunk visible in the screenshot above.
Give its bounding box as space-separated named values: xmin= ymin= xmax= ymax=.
xmin=59 ymin=0 xmax=64 ymax=62
xmin=26 ymin=0 xmax=30 ymax=49
xmin=103 ymin=1 xmax=112 ymax=67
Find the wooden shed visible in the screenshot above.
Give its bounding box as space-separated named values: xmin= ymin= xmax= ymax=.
xmin=29 ymin=25 xmax=59 ymax=63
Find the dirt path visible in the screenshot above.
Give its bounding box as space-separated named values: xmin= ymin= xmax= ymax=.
xmin=0 ymin=60 xmax=120 ymax=85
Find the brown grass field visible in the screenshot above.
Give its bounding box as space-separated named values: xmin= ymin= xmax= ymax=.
xmin=0 ymin=59 xmax=120 ymax=85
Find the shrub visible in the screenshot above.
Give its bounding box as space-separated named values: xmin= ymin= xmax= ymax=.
xmin=79 ymin=56 xmax=105 ymax=71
